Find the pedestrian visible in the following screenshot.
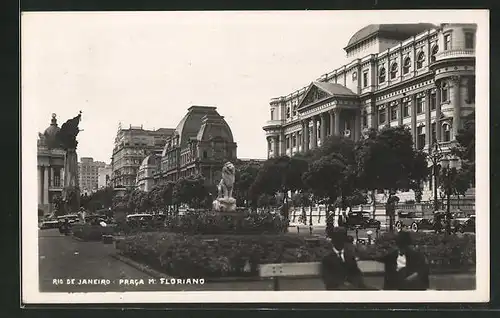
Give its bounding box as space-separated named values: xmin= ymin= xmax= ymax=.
xmin=377 ymin=231 xmax=430 ymax=290
xmin=321 ymin=226 xmax=367 ymax=290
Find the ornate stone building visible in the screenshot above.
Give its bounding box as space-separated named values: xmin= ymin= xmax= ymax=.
xmin=37 ymin=114 xmax=66 ymax=216
xmin=263 ymin=23 xmax=476 ymax=201
xmin=136 ymin=153 xmax=161 ymax=192
xmin=110 ymin=125 xmax=174 ymax=188
xmin=153 ymin=106 xmax=237 ymax=186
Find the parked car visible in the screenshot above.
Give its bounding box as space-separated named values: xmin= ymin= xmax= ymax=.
xmin=39 ymin=219 xmax=59 ymax=229
xmin=126 ymin=213 xmax=154 ymax=228
xmin=453 ymin=214 xmax=475 ymax=233
xmin=345 ymin=211 xmax=381 ymax=230
xmin=395 ymin=210 xmax=433 ymax=232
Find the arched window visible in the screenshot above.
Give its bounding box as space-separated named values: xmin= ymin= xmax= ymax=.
xmin=416 ymin=52 xmax=425 ymax=69
xmin=403 ymin=57 xmax=411 ymax=74
xmin=390 ymin=63 xmax=398 ymax=79
xmin=441 ymin=82 xmax=449 ymax=102
xmin=378 ymin=67 xmax=386 ymax=84
xmin=430 ymin=45 xmax=439 ymax=62
xmin=442 ymin=123 xmax=451 ymax=142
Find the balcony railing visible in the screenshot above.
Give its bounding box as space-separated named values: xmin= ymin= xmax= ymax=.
xmin=263 ymin=119 xmax=284 ymax=130
xmin=435 ymin=49 xmax=475 ymax=61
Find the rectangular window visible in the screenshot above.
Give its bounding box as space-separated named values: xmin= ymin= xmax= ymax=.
xmin=286 ymin=137 xmax=290 ymax=149
xmin=292 ymin=135 xmax=297 ymax=147
xmin=465 ymin=32 xmax=474 ymax=49
xmin=378 ymin=108 xmax=386 ymax=124
xmin=390 ymin=105 xmax=398 ymax=121
xmin=363 ymin=71 xmax=368 ymax=88
xmin=270 ymin=109 xmax=274 ymax=120
xmin=431 ymin=123 xmax=437 ymax=142
xmin=467 ymin=77 xmax=475 ymax=103
xmin=286 ymin=107 xmax=291 ymax=119
xmin=417 ymin=126 xmax=426 ymax=150
xmin=430 ymin=92 xmax=437 ymax=110
xmin=444 ymin=34 xmax=452 ymax=50
xmin=403 ymin=102 xmax=411 ymax=117
xmin=417 ymin=98 xmax=425 ymax=114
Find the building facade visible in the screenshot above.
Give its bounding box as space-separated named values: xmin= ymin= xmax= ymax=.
xmin=78 ymin=157 xmax=106 ymax=194
xmin=97 ymin=164 xmax=112 ymax=189
xmin=263 ymin=23 xmax=476 ymax=202
xmin=151 ymin=106 xmax=237 ymax=187
xmin=110 ymin=125 xmax=174 ymax=188
xmin=136 ymin=153 xmax=161 ymax=192
xmin=37 ymin=114 xmax=66 ymax=216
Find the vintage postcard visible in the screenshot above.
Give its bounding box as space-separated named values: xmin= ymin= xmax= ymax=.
xmin=21 ymin=9 xmax=489 ymax=304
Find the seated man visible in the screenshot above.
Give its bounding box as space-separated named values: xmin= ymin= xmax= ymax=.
xmin=377 ymin=231 xmax=430 ymax=290
xmin=321 ymin=226 xmax=367 ymax=290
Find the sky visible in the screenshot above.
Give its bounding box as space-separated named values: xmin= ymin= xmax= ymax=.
xmin=23 ymin=11 xmax=472 ymax=163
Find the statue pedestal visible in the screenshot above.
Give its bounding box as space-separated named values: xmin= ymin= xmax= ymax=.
xmin=213 ymin=197 xmax=237 ymax=213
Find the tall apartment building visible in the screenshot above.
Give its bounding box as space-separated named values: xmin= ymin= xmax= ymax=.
xmin=263 ymin=23 xmax=476 ymax=202
xmin=110 ymin=124 xmax=175 ymax=188
xmin=78 ymin=157 xmax=106 ymax=194
xmin=98 ymin=164 xmax=112 ymax=189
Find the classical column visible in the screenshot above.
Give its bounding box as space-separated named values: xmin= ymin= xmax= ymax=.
xmin=451 ymin=76 xmax=462 ymax=138
xmin=38 ymin=167 xmax=42 ymax=204
xmin=411 ymin=95 xmax=418 ymax=147
xmin=354 ymin=110 xmax=361 ymax=141
xmin=320 ymin=113 xmax=327 ymax=144
xmin=435 ymin=81 xmax=442 ymax=141
xmin=274 ymin=136 xmax=279 ymax=156
xmin=302 ymin=119 xmax=309 ymax=151
xmin=334 ymin=109 xmax=341 ymax=136
xmin=329 ymin=110 xmax=335 ymax=136
xmin=311 ymin=116 xmax=318 ymax=149
xmin=425 ymin=89 xmax=432 ymax=149
xmin=398 ymin=99 xmax=404 ymax=126
xmin=50 ymin=167 xmax=54 ymax=187
xmin=43 ymin=166 xmax=49 ymax=204
xmin=279 ymin=131 xmax=286 ymax=155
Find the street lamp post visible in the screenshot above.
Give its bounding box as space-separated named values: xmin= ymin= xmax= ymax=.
xmin=427 ymin=138 xmax=444 ymax=212
xmin=440 ymin=157 xmax=459 ymax=233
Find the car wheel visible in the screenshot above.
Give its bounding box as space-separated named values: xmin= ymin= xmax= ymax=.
xmin=411 ymin=222 xmax=419 ymax=232
xmin=396 ymin=221 xmax=403 ymax=232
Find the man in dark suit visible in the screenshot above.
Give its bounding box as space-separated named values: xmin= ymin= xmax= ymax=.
xmin=321 ymin=226 xmax=367 ymax=290
xmin=378 ymin=231 xmax=430 ymax=290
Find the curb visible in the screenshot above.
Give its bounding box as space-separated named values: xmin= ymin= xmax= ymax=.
xmin=111 ymin=253 xmax=171 ymax=279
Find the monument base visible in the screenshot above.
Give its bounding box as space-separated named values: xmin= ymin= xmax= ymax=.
xmin=213 ymin=197 xmax=237 ymax=213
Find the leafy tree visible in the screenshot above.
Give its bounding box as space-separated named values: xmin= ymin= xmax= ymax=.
xmin=52 ymin=195 xmax=64 ymax=216
xmin=452 ymin=111 xmax=475 ymax=188
xmin=302 ymin=154 xmax=347 ymax=212
xmin=233 ymin=160 xmax=263 ymax=207
xmin=356 ymin=126 xmax=429 ymax=195
xmin=172 ymin=174 xmax=209 ymax=209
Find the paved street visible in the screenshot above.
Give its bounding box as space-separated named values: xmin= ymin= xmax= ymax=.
xmin=39 ymin=228 xmax=474 ymax=292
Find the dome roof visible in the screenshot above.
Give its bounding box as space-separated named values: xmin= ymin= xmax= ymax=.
xmin=140 ymin=154 xmax=159 ymax=167
xmin=42 ymin=114 xmax=61 ymax=148
xmin=174 ymin=106 xmax=219 ymax=148
xmin=345 ymin=23 xmax=437 ymax=50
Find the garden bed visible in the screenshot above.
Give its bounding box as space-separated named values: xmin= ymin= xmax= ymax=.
xmin=357 ymin=232 xmax=476 ymax=272
xmin=115 ymin=231 xmax=475 ymax=278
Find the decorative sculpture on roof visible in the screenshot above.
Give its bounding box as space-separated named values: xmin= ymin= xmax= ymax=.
xmin=57 ymin=111 xmax=82 ymax=150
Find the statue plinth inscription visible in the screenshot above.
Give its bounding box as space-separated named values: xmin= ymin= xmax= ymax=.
xmin=213 ymin=161 xmax=237 ymax=213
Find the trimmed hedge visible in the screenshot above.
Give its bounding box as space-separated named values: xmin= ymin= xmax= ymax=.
xmin=115 ymin=232 xmax=331 ymax=278
xmin=164 ymin=211 xmax=287 ymax=235
xmin=357 ymin=232 xmax=476 ymax=271
xmin=72 ymin=224 xmax=114 ymax=241
xmin=116 ymin=231 xmax=475 ymax=278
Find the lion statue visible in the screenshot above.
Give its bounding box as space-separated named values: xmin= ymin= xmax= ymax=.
xmin=218 ymin=161 xmax=236 ymax=199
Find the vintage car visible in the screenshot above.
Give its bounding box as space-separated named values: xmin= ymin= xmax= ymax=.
xmin=453 ymin=214 xmax=475 ymax=233
xmin=39 ymin=219 xmax=60 ymax=229
xmin=126 ymin=213 xmax=154 ymax=228
xmin=395 ymin=210 xmax=433 ymax=232
xmin=344 ymin=211 xmax=381 ymax=230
